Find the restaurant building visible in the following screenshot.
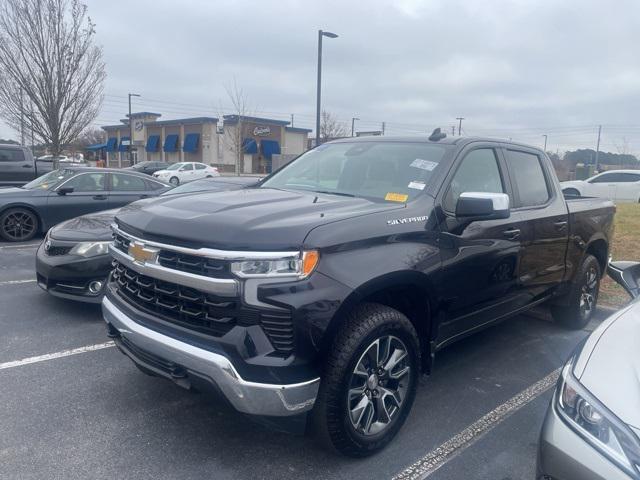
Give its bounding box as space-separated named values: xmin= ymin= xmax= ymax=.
xmin=101 ymin=112 xmax=310 ymax=173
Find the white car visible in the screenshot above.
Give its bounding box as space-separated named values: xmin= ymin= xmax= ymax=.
xmin=561 ymin=170 xmax=640 ymax=202
xmin=152 ymin=162 xmax=219 ymax=186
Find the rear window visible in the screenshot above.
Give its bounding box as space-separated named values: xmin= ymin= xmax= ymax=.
xmin=505 ymin=150 xmax=550 ymax=207
xmin=261 ymin=141 xmax=449 ymax=202
xmin=0 ymin=147 xmax=25 ymax=162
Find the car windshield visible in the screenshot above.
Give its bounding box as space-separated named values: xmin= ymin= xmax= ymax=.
xmin=21 ymin=169 xmax=77 ymax=190
xmin=166 ymin=163 xmax=184 ymax=171
xmin=260 ymin=141 xmax=448 ymax=202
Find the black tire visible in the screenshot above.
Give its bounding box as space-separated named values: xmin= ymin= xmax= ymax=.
xmin=0 ymin=207 xmax=39 ymax=242
xmin=169 ymin=176 xmax=180 ymax=186
xmin=563 ymin=188 xmax=580 ymax=197
xmin=313 ymin=303 xmax=420 ymax=457
xmin=551 ymin=254 xmax=600 ymax=329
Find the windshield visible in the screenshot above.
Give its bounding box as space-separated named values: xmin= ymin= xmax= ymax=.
xmin=166 ymin=163 xmax=184 ymax=171
xmin=261 ymin=141 xmax=448 ymax=202
xmin=22 ymin=169 xmax=76 ymax=190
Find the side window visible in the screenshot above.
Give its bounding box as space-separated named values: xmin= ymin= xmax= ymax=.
xmin=0 ymin=148 xmax=25 ymax=162
xmin=62 ymin=173 xmax=106 ymax=192
xmin=505 ymin=150 xmax=550 ymax=207
xmin=146 ymin=179 xmax=166 ymax=191
xmin=444 ymin=148 xmax=504 ymax=212
xmin=616 ymin=173 xmax=640 ymax=183
xmin=195 ymin=163 xmax=207 ymax=170
xmin=589 ymin=173 xmax=616 ymax=183
xmin=182 ymin=163 xmax=194 ymax=171
xmin=111 ymin=173 xmax=147 ymax=191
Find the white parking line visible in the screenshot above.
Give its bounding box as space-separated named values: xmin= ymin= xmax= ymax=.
xmin=392 ymin=368 xmax=561 ymax=480
xmin=0 ymin=342 xmax=115 ymax=370
xmin=0 ymin=279 xmax=37 ymax=286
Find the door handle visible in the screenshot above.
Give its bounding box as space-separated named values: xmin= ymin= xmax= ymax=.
xmin=92 ymin=195 xmax=107 ymax=200
xmin=139 ymin=194 xmax=149 ymax=199
xmin=503 ymin=228 xmax=521 ymax=240
xmin=22 ymin=164 xmax=33 ymax=168
xmin=554 ymin=220 xmax=568 ymax=231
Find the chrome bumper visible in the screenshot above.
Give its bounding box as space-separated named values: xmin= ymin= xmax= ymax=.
xmin=102 ymin=296 xmax=320 ymax=417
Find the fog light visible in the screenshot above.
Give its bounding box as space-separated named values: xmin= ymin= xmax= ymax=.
xmin=88 ymin=280 xmax=103 ymax=294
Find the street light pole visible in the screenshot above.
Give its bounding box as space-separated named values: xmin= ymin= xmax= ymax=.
xmin=351 ymin=117 xmax=359 ymax=137
xmin=128 ymin=93 xmax=140 ymax=165
xmin=542 ymin=134 xmax=548 ymax=151
xmin=315 ymin=29 xmax=338 ymax=146
xmin=456 ymin=117 xmax=465 ymax=136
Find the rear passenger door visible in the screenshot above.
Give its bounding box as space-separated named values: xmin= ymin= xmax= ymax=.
xmin=611 ymin=172 xmax=640 ymax=202
xmin=503 ymin=147 xmax=568 ymax=299
xmin=108 ymin=172 xmax=155 ymax=208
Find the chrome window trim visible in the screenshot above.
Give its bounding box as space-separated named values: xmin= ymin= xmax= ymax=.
xmin=112 ymin=225 xmax=300 ymax=261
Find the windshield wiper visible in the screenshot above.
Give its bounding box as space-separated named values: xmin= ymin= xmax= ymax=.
xmin=312 ymin=190 xmax=356 ymax=198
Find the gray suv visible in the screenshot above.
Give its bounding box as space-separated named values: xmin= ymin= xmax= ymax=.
xmin=0 ymin=144 xmax=54 ymax=186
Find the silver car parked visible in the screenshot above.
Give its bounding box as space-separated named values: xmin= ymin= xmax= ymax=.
xmin=537 ymin=261 xmax=640 ymax=480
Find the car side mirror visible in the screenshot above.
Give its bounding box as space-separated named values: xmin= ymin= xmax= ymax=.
xmin=57 ymin=186 xmax=74 ymax=195
xmin=455 ymin=192 xmax=510 ymax=220
xmin=607 ymin=261 xmax=640 ymax=299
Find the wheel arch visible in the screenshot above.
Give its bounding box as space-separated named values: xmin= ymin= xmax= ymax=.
xmin=585 ymin=236 xmax=609 ymax=274
xmin=0 ymin=203 xmax=45 ymax=233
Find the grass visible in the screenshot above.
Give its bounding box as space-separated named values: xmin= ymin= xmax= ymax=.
xmin=599 ymin=203 xmax=640 ymax=308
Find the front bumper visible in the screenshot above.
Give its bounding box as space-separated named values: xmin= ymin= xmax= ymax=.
xmin=102 ymin=296 xmax=320 ymax=417
xmin=35 ymin=242 xmax=110 ymax=303
xmin=537 ymin=395 xmax=633 ymax=480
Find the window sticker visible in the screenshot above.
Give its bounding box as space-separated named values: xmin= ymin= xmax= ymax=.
xmin=385 ymin=192 xmax=409 ymax=202
xmin=408 ymin=181 xmax=426 ymax=190
xmin=410 ymin=158 xmax=438 ymax=171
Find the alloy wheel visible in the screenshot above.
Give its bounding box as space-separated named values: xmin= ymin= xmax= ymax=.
xmin=579 ymin=265 xmax=598 ymax=318
xmin=2 ymin=211 xmax=36 ymax=241
xmin=348 ymin=335 xmax=411 ymax=436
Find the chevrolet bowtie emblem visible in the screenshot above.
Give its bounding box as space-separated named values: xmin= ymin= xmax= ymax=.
xmin=128 ymin=241 xmax=158 ymax=264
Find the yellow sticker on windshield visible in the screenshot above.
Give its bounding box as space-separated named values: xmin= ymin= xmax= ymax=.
xmin=385 ymin=192 xmax=409 ymax=203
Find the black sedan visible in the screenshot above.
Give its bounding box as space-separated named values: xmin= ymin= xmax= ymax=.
xmin=0 ymin=167 xmax=170 ymax=242
xmin=124 ymin=161 xmax=170 ymax=176
xmin=36 ymin=176 xmax=260 ymax=302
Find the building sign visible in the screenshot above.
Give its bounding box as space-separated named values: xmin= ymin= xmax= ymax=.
xmin=253 ymin=126 xmax=271 ymax=136
xmin=133 ymin=120 xmax=145 ymax=142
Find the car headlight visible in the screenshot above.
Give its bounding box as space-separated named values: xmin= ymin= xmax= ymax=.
xmin=557 ymin=355 xmax=640 ymax=477
xmin=69 ymin=241 xmax=111 ymax=258
xmin=230 ymin=250 xmax=319 ymax=279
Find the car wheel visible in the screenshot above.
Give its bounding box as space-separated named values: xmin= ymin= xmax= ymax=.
xmin=206 ymin=175 xmax=213 ymax=178
xmin=169 ymin=176 xmax=180 ymax=186
xmin=551 ymin=254 xmax=600 ymax=329
xmin=0 ymin=208 xmax=39 ymax=242
xmin=563 ymin=188 xmax=580 ymax=197
xmin=313 ymin=303 xmax=419 ymax=457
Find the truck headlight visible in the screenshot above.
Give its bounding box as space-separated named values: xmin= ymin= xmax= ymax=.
xmin=69 ymin=241 xmax=111 ymax=258
xmin=556 ymin=356 xmax=640 ymax=477
xmin=231 ymin=250 xmax=319 ymax=279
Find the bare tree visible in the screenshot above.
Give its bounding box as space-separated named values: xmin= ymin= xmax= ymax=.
xmin=320 ymin=110 xmax=347 ymax=142
xmin=219 ymin=80 xmax=252 ymax=175
xmin=74 ymin=126 xmax=104 ymax=148
xmin=0 ymin=0 xmax=105 ymax=167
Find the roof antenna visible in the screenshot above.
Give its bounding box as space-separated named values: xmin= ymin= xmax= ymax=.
xmin=429 ymin=128 xmax=447 ymax=142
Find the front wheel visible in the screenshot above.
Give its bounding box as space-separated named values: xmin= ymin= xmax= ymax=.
xmin=0 ymin=208 xmax=39 ymax=242
xmin=551 ymin=254 xmax=600 ymax=329
xmin=169 ymin=176 xmax=180 ymax=186
xmin=313 ymin=303 xmax=420 ymax=457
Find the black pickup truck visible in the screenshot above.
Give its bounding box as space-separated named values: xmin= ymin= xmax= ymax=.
xmin=103 ymin=133 xmax=615 ymax=456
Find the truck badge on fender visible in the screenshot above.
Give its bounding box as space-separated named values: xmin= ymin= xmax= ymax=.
xmin=387 ymin=215 xmax=428 ymax=226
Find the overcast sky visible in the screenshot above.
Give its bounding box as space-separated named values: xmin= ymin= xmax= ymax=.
xmin=2 ymin=0 xmax=640 ymax=153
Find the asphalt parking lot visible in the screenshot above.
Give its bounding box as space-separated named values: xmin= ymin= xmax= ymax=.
xmin=0 ymin=237 xmax=615 ymax=480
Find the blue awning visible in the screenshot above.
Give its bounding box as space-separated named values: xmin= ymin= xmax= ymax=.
xmin=86 ymin=143 xmax=107 ymax=151
xmin=242 ymin=138 xmax=258 ymax=154
xmin=106 ymin=137 xmax=118 ymax=152
xmin=145 ymin=135 xmax=160 ymax=152
xmin=261 ymin=139 xmax=281 ymax=158
xmin=163 ymin=134 xmax=179 ymax=152
xmin=118 ymin=137 xmax=130 ymax=152
xmin=183 ymin=133 xmax=200 ymax=153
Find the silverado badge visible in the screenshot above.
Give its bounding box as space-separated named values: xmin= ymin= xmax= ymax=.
xmin=128 ymin=241 xmax=158 ymax=265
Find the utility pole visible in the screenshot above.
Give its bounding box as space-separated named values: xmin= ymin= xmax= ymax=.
xmin=594 ymin=125 xmax=602 ymax=171
xmin=456 ymin=117 xmax=465 ymax=136
xmin=128 ymin=93 xmax=140 ymax=165
xmin=30 ymin=101 xmax=34 ymax=152
xmin=351 ymin=117 xmax=359 ymax=137
xmin=451 ymin=126 xmax=456 ymax=136
xmin=19 ymin=87 xmax=24 ymax=146
xmin=381 ymin=122 xmax=386 ymax=135
xmin=315 ymin=29 xmax=339 ymax=146
xmin=290 ymin=114 xmax=294 ymax=127
xmin=542 ymin=134 xmax=548 ymax=152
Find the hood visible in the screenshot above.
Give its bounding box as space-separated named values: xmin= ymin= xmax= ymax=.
xmin=153 ymin=170 xmax=170 ymax=175
xmin=50 ymin=208 xmax=120 ymax=241
xmin=577 ymin=300 xmax=640 ymax=429
xmin=115 ymin=188 xmax=404 ymax=250
xmin=0 ymin=187 xmax=37 ymax=197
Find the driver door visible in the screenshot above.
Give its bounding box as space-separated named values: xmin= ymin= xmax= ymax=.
xmin=179 ymin=163 xmax=195 ymax=182
xmin=45 ymin=172 xmax=109 ymax=226
xmin=585 ymin=172 xmax=617 ymax=200
xmin=435 ymin=145 xmax=527 ymax=345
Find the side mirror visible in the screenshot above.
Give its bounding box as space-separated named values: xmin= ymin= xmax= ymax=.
xmin=455 ymin=192 xmax=510 ymax=220
xmin=57 ymin=186 xmax=74 ymax=195
xmin=607 ymin=261 xmax=640 ymax=299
